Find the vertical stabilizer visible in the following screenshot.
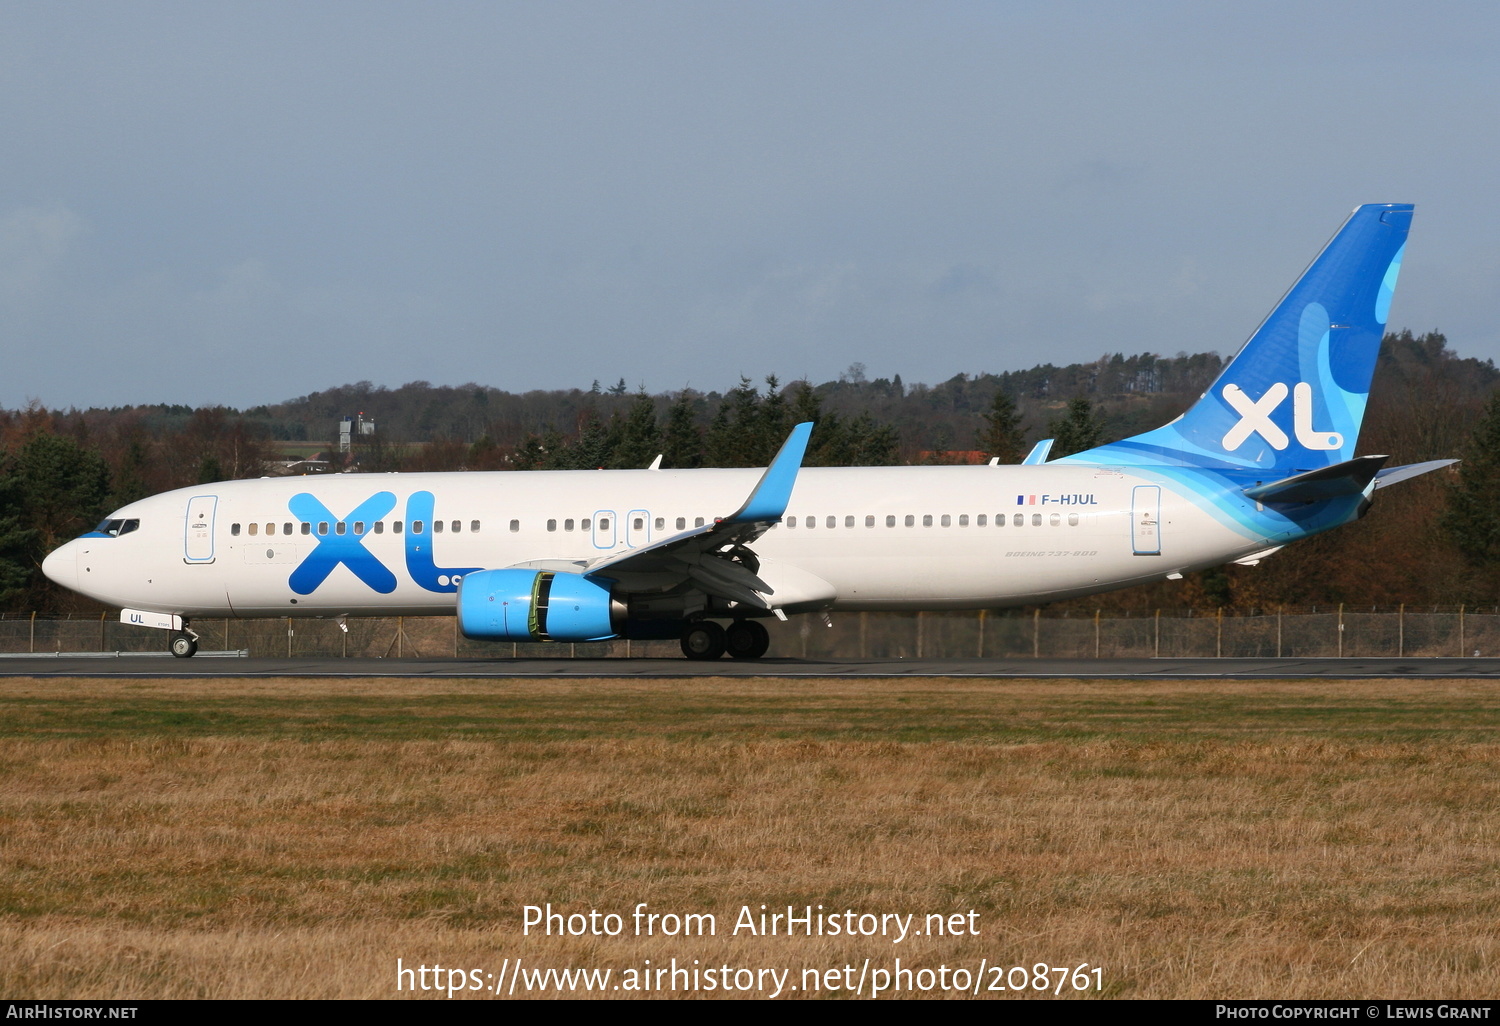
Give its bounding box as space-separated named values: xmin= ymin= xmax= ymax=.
xmin=1062 ymin=204 xmax=1413 ymax=472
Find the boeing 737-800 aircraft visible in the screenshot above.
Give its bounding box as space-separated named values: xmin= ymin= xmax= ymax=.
xmin=42 ymin=204 xmax=1449 ymax=660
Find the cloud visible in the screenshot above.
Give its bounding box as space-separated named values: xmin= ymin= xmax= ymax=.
xmin=0 ymin=204 xmax=84 ymax=308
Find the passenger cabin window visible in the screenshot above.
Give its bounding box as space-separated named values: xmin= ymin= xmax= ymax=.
xmin=393 ymin=521 xmax=403 ymax=534
xmin=1050 ymin=513 xmax=1061 ymax=526
xmin=547 ymin=519 xmax=557 ymax=532
xmin=335 ymin=522 xmax=346 ymax=535
xmin=633 ymin=517 xmax=644 ymax=530
xmin=1068 ymin=513 xmax=1079 ymax=526
xmin=865 ymin=515 xmax=874 ymax=528
xmin=654 ymin=517 xmax=664 ymax=530
xmin=1031 ymin=513 xmax=1042 ymax=526
xmin=676 ymin=517 xmax=686 ymax=530
xmin=283 ymin=523 xmax=292 ymax=535
xmin=264 ymin=523 xmax=275 ymax=536
xmin=248 ymin=523 xmax=258 ymax=536
xmin=694 ymin=517 xmax=704 ymax=528
xmin=374 ymin=522 xmax=384 ymax=534
xmin=412 ymin=521 xmax=424 ymax=534
xmin=904 ymin=515 xmax=915 ymax=527
xmin=509 ymin=520 xmax=520 ymax=532
xmin=434 ymin=521 xmax=444 ymax=533
xmin=231 ymin=523 xmax=241 ymax=536
xmin=471 ymin=521 xmax=481 ymax=533
xmin=886 ymin=515 xmax=896 ymax=527
xmin=941 ymin=514 xmax=951 ymax=527
xmin=582 ymin=518 xmax=592 ymax=530
xmin=958 ymin=514 xmax=968 ymax=527
xmin=353 ymin=522 xmax=364 ymax=534
xmin=787 ymin=517 xmax=797 ymax=529
xmin=301 ymin=522 xmax=311 ymax=535
xmin=1012 ymin=514 xmax=1023 ymax=527
xmin=978 ymin=514 xmax=987 ymax=526
xmin=564 ymin=519 xmax=575 ymax=532
xmin=452 ymin=520 xmax=461 ymax=533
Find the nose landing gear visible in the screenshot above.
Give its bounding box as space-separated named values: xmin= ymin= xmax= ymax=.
xmin=169 ymin=623 xmax=199 ymax=659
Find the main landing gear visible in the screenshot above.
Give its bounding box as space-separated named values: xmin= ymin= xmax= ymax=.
xmin=680 ymin=619 xmax=770 ymax=661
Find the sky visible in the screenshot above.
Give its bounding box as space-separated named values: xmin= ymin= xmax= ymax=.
xmin=2 ymin=1 xmax=1497 ymax=410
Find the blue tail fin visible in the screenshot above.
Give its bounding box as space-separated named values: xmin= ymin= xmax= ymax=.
xmin=1062 ymin=204 xmax=1413 ymax=472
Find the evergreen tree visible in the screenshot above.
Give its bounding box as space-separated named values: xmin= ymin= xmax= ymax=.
xmin=1048 ymin=397 xmax=1104 ymax=459
xmin=660 ymin=392 xmax=702 ymax=469
xmin=978 ymin=388 xmax=1025 ymax=463
xmin=756 ymin=375 xmax=789 ymax=465
xmin=1442 ymin=390 xmax=1500 ymax=585
xmin=0 ymin=460 xmax=37 ymax=608
xmin=14 ymin=433 xmax=112 ymax=554
xmin=705 ymin=377 xmax=761 ymax=466
xmin=611 ymin=391 xmax=660 ymax=469
xmin=198 ymin=454 xmax=223 ymax=483
xmin=565 ymin=410 xmax=615 ymax=469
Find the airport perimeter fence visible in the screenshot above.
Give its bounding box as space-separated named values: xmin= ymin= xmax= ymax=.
xmin=4 ymin=607 xmax=1500 ymax=660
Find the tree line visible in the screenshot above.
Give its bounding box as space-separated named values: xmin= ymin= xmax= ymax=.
xmin=7 ymin=330 xmax=1500 ymax=613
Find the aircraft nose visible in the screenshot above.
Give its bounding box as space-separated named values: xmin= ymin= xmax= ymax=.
xmin=42 ymin=542 xmax=77 ymax=592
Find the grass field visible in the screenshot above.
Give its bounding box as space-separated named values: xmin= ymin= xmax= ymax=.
xmin=2 ymin=676 xmax=1498 ymax=999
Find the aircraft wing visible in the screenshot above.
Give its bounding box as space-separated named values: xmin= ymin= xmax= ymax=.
xmin=575 ymin=422 xmax=814 ymax=610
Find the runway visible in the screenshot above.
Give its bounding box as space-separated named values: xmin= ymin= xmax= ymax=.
xmin=5 ymin=654 xmax=1500 ymax=678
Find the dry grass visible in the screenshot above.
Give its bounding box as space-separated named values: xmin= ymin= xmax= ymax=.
xmin=2 ymin=676 xmax=1498 ymax=999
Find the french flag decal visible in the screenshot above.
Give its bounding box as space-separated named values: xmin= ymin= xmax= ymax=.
xmin=1017 ymin=495 xmax=1037 ymax=505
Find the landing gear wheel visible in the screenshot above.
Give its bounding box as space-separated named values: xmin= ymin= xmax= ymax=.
xmin=169 ymin=633 xmax=198 ymax=659
xmin=725 ymin=619 xmax=770 ymax=660
xmin=680 ymin=621 xmax=727 ymax=660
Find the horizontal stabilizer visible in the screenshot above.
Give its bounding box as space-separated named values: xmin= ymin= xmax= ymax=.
xmin=1373 ymin=458 xmax=1459 ymax=490
xmin=1243 ymin=455 xmax=1388 ymax=504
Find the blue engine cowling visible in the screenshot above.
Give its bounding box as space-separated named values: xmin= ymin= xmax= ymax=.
xmin=457 ymin=569 xmax=622 ymax=642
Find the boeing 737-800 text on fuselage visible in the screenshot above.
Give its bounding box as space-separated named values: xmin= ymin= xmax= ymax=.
xmin=43 ymin=204 xmax=1449 ymax=660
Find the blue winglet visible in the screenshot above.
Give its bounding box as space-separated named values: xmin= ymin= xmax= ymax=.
xmin=1021 ymin=439 xmax=1054 ymax=465
xmin=723 ymin=422 xmax=814 ymax=525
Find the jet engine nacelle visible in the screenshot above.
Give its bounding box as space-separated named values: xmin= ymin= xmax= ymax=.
xmin=457 ymin=569 xmax=624 ymax=642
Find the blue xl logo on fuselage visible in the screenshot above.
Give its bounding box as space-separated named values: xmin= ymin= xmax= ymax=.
xmin=286 ymin=490 xmax=481 ymax=596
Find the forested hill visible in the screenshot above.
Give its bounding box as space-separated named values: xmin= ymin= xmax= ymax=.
xmin=6 ymin=330 xmax=1500 ymax=612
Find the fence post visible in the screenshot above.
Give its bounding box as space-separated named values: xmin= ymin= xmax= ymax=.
xmin=1398 ymin=603 xmax=1404 ymax=657
xmin=1338 ymin=603 xmax=1344 ymax=658
xmin=398 ymin=617 xmax=403 ymax=658
xmin=1277 ymin=606 xmax=1282 ymax=657
xmin=1033 ymin=608 xmax=1040 ymax=658
xmin=30 ymin=611 xmax=35 ymax=654
xmin=977 ymin=609 xmax=986 ymax=658
xmin=860 ymin=611 xmax=868 ymax=659
xmin=225 ymin=618 xmax=230 ymax=653
xmin=286 ymin=617 xmax=293 ymax=657
xmin=100 ymin=611 xmax=106 ymax=652
xmin=1094 ymin=609 xmax=1100 ymax=658
xmin=1216 ymin=607 xmax=1223 ymax=658
xmin=1460 ymin=605 xmax=1465 ymax=657
xmin=1154 ymin=609 xmax=1160 ymax=658
xmin=917 ymin=611 xmax=925 ymax=659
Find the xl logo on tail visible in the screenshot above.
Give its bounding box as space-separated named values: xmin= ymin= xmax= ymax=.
xmin=1222 ymin=383 xmax=1342 ymax=452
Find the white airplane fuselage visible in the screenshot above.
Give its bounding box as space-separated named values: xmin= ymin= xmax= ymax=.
xmin=44 ymin=463 xmax=1278 ymax=620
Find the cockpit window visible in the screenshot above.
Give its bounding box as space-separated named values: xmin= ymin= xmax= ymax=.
xmin=92 ymin=519 xmax=140 ymax=537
